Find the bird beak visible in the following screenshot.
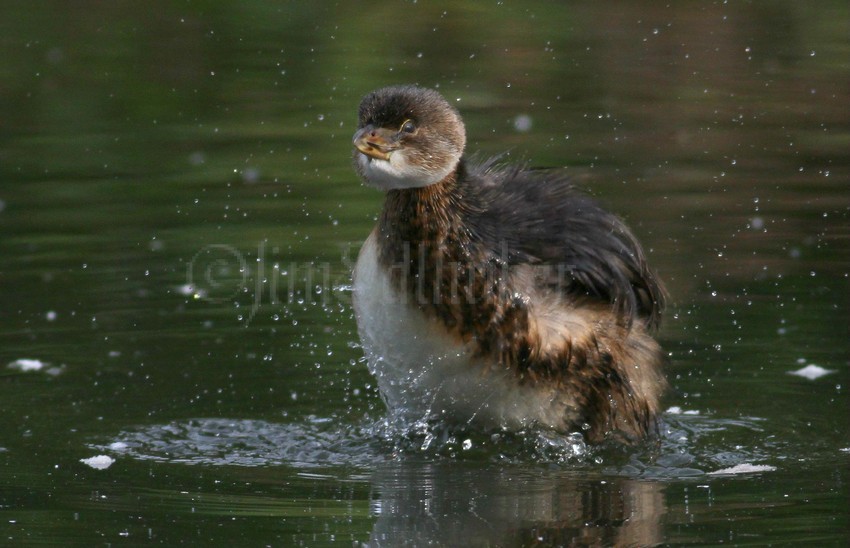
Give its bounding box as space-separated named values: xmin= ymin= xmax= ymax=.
xmin=353 ymin=125 xmax=399 ymax=161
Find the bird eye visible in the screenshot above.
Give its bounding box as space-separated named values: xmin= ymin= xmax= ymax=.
xmin=400 ymin=120 xmax=416 ymax=134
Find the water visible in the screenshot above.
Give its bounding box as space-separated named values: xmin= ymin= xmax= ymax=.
xmin=2 ymin=1 xmax=848 ymax=544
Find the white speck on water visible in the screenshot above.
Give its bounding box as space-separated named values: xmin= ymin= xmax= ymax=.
xmin=80 ymin=455 xmax=116 ymax=470
xmin=750 ymin=216 xmax=764 ymax=230
xmin=708 ymin=463 xmax=776 ymax=475
xmin=666 ymin=406 xmax=700 ymax=415
xmin=788 ymin=364 xmax=835 ymax=380
xmin=176 ymin=283 xmax=205 ymax=299
xmin=46 ymin=311 xmax=57 ymax=321
xmin=108 ymin=442 xmax=128 ymax=451
xmin=462 ymin=439 xmax=472 ymax=450
xmin=7 ymin=359 xmax=47 ymax=372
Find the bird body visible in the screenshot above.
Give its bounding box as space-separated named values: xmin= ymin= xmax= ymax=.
xmin=351 ymin=86 xmax=666 ymax=443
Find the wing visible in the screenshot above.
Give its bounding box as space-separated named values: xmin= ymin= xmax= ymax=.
xmin=459 ymin=159 xmax=666 ymax=329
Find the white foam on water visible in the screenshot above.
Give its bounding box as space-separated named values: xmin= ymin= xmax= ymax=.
xmin=7 ymin=358 xmax=47 ymax=372
xmin=708 ymin=463 xmax=776 ymax=475
xmin=787 ymin=364 xmax=835 ymax=380
xmin=81 ymin=455 xmax=116 ymax=470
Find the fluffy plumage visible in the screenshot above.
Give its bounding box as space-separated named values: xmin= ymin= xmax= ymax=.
xmin=351 ymin=85 xmax=667 ymax=443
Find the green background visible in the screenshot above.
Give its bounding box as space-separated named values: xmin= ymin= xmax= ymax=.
xmin=1 ymin=1 xmax=848 ymax=544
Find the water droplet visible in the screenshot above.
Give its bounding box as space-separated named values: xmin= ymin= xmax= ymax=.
xmin=513 ymin=114 xmax=532 ymax=132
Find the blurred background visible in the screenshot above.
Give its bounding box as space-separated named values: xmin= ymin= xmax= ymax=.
xmin=1 ymin=1 xmax=847 ymax=544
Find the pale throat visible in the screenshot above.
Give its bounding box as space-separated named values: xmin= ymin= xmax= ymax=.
xmin=358 ymin=151 xmax=455 ymax=190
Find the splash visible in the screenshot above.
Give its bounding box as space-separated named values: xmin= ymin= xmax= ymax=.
xmin=92 ymin=416 xmax=386 ymax=469
xmin=90 ymin=410 xmax=778 ymax=477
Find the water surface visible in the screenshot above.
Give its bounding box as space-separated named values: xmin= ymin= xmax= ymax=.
xmin=1 ymin=1 xmax=848 ymax=545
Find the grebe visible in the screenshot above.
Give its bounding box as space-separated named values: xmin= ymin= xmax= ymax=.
xmin=351 ymin=85 xmax=667 ymax=444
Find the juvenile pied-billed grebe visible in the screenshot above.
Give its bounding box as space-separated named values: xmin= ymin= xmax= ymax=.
xmin=351 ymin=85 xmax=667 ymax=444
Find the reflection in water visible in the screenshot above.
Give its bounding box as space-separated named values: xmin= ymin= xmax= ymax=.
xmin=93 ymin=411 xmax=791 ymax=543
xmin=368 ymin=462 xmax=665 ymax=546
xmin=97 ymin=417 xmax=675 ymax=544
xmin=2 ymin=1 xmax=847 ymax=544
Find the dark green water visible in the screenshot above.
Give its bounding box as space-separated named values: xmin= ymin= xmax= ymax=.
xmin=2 ymin=1 xmax=848 ymax=545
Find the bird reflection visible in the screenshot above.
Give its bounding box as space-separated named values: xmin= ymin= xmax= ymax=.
xmin=367 ymin=461 xmax=665 ymax=546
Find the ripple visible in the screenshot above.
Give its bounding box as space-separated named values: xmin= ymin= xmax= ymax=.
xmin=609 ymin=412 xmax=779 ymax=479
xmin=91 ymin=410 xmax=779 ymax=477
xmin=92 ymin=416 xmax=387 ymax=468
